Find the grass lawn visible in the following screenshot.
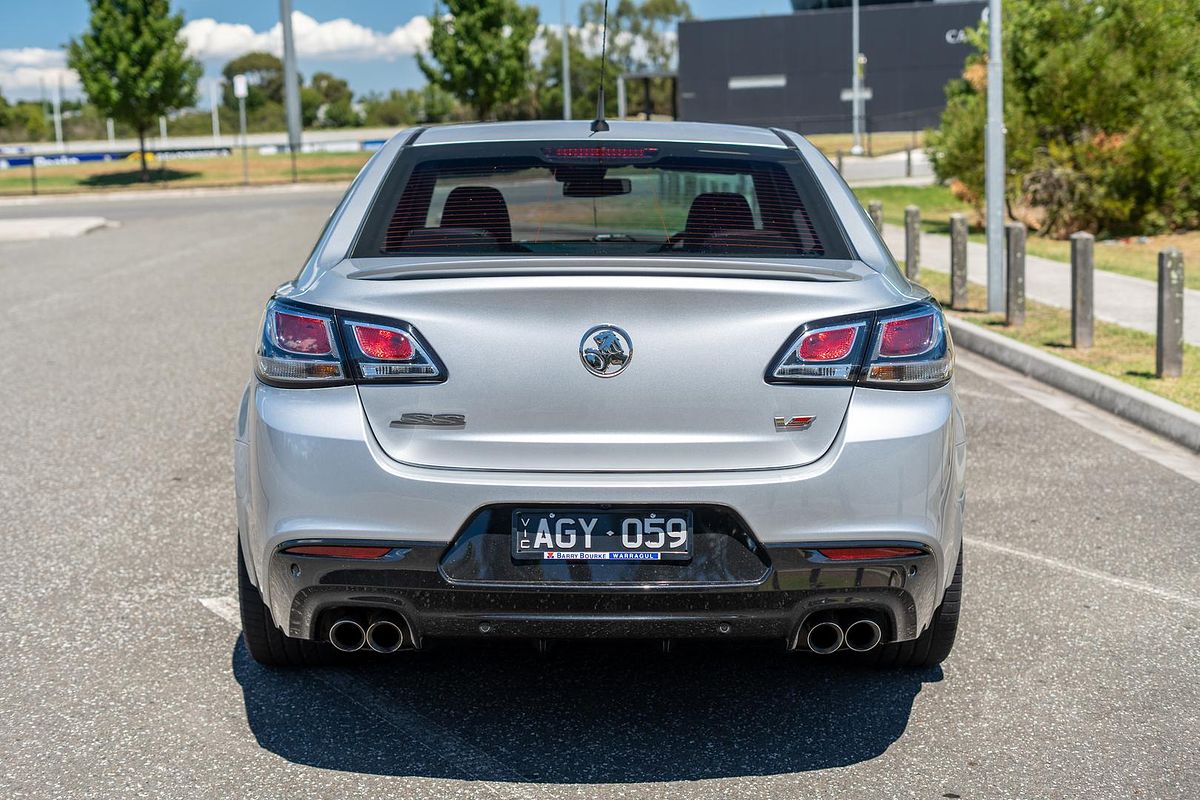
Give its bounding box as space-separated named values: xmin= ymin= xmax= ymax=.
xmin=0 ymin=150 xmax=369 ymax=196
xmin=806 ymin=131 xmax=924 ymax=158
xmin=914 ymin=266 xmax=1200 ymax=412
xmin=855 ymin=184 xmax=1200 ymax=291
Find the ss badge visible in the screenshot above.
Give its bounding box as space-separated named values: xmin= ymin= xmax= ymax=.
xmin=774 ymin=415 xmax=815 ymax=432
xmin=390 ymin=413 xmax=466 ymax=428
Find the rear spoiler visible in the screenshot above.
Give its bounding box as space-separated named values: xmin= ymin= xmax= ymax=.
xmin=342 ymin=257 xmax=867 ymax=283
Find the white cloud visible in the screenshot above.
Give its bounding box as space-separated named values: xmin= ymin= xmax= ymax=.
xmin=181 ymin=11 xmax=431 ymax=62
xmin=0 ymin=48 xmax=79 ymax=98
xmin=0 ymin=13 xmax=430 ymax=100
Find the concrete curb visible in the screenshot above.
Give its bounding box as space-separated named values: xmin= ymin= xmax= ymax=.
xmin=0 ymin=216 xmax=114 ymax=241
xmin=0 ymin=180 xmax=347 ymax=208
xmin=947 ymin=316 xmax=1200 ymax=452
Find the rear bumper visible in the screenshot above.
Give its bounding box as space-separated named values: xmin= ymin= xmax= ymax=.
xmin=235 ymin=377 xmax=966 ymax=640
xmin=264 ymin=537 xmax=940 ymax=648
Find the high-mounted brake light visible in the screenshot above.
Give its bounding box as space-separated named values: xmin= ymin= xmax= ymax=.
xmin=542 ymin=146 xmax=658 ymax=160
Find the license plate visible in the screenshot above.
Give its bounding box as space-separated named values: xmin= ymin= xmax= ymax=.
xmin=511 ymin=509 xmax=693 ymax=561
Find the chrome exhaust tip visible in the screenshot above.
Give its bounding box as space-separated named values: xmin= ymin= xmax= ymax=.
xmin=328 ymin=618 xmax=367 ymax=652
xmin=365 ymin=618 xmax=405 ymax=654
xmin=806 ymin=620 xmax=845 ymax=654
xmin=844 ymin=618 xmax=883 ymax=652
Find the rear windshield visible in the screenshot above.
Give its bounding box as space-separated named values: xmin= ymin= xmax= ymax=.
xmin=351 ymin=141 xmax=850 ymax=259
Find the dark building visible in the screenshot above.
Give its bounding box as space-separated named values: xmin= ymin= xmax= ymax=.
xmin=677 ymin=0 xmax=986 ymax=134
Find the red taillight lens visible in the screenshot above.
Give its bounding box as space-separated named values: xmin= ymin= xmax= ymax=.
xmin=798 ymin=326 xmax=859 ymax=361
xmin=879 ymin=313 xmax=936 ymax=357
xmin=274 ymin=312 xmax=333 ymax=355
xmin=282 ymin=545 xmax=393 ymax=559
xmin=353 ymin=325 xmax=415 ymax=361
xmin=817 ymin=547 xmax=924 ymax=560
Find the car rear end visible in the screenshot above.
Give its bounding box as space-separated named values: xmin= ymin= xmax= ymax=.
xmin=234 ymin=121 xmax=966 ymax=668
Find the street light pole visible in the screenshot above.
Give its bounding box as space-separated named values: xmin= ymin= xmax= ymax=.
xmin=850 ymin=0 xmax=863 ymax=155
xmin=561 ymin=0 xmax=572 ymax=120
xmin=279 ymin=0 xmax=302 ymax=182
xmin=210 ymin=79 xmax=221 ymax=145
xmin=985 ymin=0 xmax=1006 ymax=312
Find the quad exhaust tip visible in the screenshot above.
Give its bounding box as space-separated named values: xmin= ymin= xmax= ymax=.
xmin=804 ymin=616 xmax=884 ymax=654
xmin=328 ymin=618 xmax=367 ymax=652
xmin=366 ymin=618 xmax=405 ymax=653
xmin=806 ymin=621 xmax=845 ymax=655
xmin=844 ymin=618 xmax=883 ymax=653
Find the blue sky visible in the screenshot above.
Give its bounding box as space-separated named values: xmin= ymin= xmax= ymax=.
xmin=0 ymin=1 xmax=790 ymax=102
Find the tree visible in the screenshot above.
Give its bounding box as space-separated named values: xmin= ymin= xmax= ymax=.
xmin=221 ymin=52 xmax=285 ymax=111
xmin=417 ymin=0 xmax=540 ymax=120
xmin=68 ymin=0 xmax=202 ymax=179
xmin=927 ymin=0 xmax=1200 ymax=237
xmin=539 ymin=1 xmax=692 ymax=121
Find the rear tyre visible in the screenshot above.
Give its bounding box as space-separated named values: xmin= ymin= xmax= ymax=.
xmin=238 ymin=536 xmax=335 ymax=668
xmin=865 ymin=543 xmax=962 ymax=669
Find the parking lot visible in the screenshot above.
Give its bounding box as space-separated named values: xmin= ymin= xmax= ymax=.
xmin=1 ymin=187 xmax=1197 ymax=799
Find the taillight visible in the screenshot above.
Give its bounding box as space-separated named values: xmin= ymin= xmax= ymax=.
xmin=257 ymin=301 xmax=344 ymax=385
xmin=341 ymin=319 xmax=441 ymax=380
xmin=861 ymin=304 xmax=953 ymax=388
xmin=767 ymin=301 xmax=952 ymax=388
xmin=254 ymin=298 xmax=445 ymax=387
xmin=769 ymin=319 xmax=868 ymax=382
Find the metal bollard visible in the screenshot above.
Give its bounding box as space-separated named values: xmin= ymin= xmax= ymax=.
xmin=1005 ymin=222 xmax=1026 ymax=326
xmin=868 ymin=201 xmax=883 ymax=234
xmin=1157 ymin=249 xmax=1185 ymax=378
xmin=950 ymin=214 xmax=968 ymax=309
xmin=836 ymin=150 xmax=844 ymax=174
xmin=1070 ymin=232 xmax=1094 ymax=349
xmin=904 ymin=205 xmax=920 ymax=280
xmin=905 ymin=148 xmax=913 ymax=178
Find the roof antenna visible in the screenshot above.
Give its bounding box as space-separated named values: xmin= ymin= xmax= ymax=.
xmin=590 ymin=0 xmax=611 ymax=132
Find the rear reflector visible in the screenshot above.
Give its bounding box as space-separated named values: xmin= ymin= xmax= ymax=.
xmin=817 ymin=547 xmax=924 ymax=560
xmin=282 ymin=545 xmax=393 ymax=559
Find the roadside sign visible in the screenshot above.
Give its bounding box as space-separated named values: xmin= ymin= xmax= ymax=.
xmin=840 ymin=87 xmax=873 ymax=102
xmin=233 ymin=75 xmax=248 ymax=99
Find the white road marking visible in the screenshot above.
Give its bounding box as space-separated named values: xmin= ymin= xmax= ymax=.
xmin=966 ymin=537 xmax=1200 ymax=611
xmin=198 ymin=595 xmax=240 ymax=626
xmin=956 ymin=350 xmax=1200 ymax=484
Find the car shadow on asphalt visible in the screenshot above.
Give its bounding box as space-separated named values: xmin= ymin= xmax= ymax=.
xmin=232 ymin=637 xmax=940 ymax=782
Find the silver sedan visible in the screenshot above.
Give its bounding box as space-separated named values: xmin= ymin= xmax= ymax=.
xmin=234 ymin=120 xmax=965 ymax=668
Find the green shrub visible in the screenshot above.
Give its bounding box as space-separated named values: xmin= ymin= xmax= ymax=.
xmin=927 ymin=0 xmax=1200 ymax=238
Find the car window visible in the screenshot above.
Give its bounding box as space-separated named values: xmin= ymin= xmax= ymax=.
xmin=353 ymin=142 xmax=850 ymax=260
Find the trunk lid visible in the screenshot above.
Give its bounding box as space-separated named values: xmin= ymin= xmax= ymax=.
xmin=314 ymin=261 xmax=898 ymax=473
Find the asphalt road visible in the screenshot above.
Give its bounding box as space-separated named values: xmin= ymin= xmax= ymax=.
xmin=1 ymin=187 xmax=1198 ymax=799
